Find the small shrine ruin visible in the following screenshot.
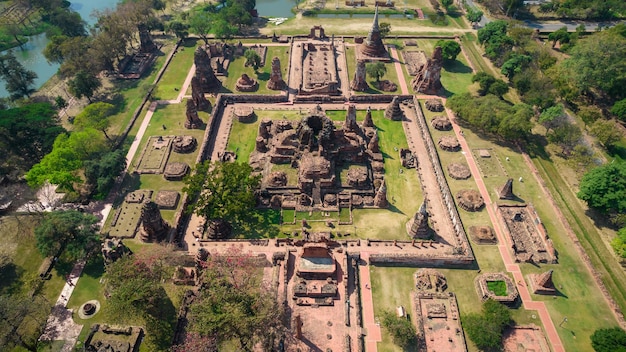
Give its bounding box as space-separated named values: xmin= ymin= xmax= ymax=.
xmin=475 ymin=272 xmax=519 ymax=306
xmin=267 ymin=56 xmax=286 ymax=90
xmin=138 ymin=199 xmax=171 ymax=242
xmin=411 ymin=46 xmax=443 ymax=94
xmin=528 ymin=270 xmax=557 ymax=295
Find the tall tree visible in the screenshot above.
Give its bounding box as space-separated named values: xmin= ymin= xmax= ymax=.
xmin=188 ymin=248 xmax=285 ymax=351
xmin=463 ymin=299 xmax=511 ymax=350
xmin=0 ymin=53 xmax=37 ymax=100
xmin=366 ymin=61 xmax=387 ymax=82
xmin=591 ymin=327 xmax=626 ymax=352
xmin=35 ymin=210 xmax=101 ymax=261
xmin=0 ymin=294 xmax=50 ymax=352
xmin=590 ymin=119 xmax=622 ymax=148
xmin=435 ymin=40 xmax=461 ymax=61
xmin=380 ymin=310 xmax=416 ymax=348
xmin=183 ymin=161 xmax=261 ymax=237
xmin=379 ymin=22 xmax=391 ymax=38
xmin=188 ymin=11 xmax=212 ymax=45
xmin=466 ymin=7 xmax=483 ymax=26
xmin=243 ymin=49 xmax=261 ymax=70
xmin=68 ymin=70 xmax=101 ymax=102
xmin=74 ymin=102 xmax=115 ymax=141
xmin=577 ymin=161 xmax=626 ymax=214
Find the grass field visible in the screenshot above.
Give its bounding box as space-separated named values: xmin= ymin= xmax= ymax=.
xmin=345 ymin=45 xmax=402 ymax=95
xmin=154 ymin=38 xmax=199 ymax=100
xmin=220 ymin=46 xmax=290 ymax=95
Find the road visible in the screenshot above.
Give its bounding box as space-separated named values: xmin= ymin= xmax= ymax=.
xmin=461 ymin=0 xmax=623 ymax=32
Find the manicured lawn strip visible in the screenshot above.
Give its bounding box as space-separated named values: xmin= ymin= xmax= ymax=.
xmin=455 ymin=119 xmax=618 ymax=350
xmin=155 ymin=38 xmax=198 ymax=100
xmin=107 ymin=43 xmax=173 ymax=140
xmin=459 ymin=34 xmax=497 ymax=76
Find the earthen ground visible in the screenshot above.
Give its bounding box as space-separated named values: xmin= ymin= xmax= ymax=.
xmin=502 ymin=325 xmax=551 ymax=352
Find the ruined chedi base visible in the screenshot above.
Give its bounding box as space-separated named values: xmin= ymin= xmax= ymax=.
xmin=138 ymin=200 xmax=171 ymax=242
xmin=267 ymin=56 xmax=286 ymax=90
xmin=185 ymin=99 xmax=203 ymax=129
xmin=191 ymin=76 xmax=211 ymax=111
xmin=194 ymin=46 xmax=222 ymax=92
xmin=412 ymin=46 xmax=443 ymax=94
xmin=385 ymin=96 xmax=404 ymax=121
xmin=529 ymin=270 xmax=557 ymax=295
xmin=350 ymin=60 xmax=369 ymax=91
xmin=407 ymin=201 xmax=432 ymax=239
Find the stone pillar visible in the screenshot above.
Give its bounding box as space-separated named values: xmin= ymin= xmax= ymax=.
xmin=411 ymin=46 xmax=443 ymax=94
xmin=138 ymin=200 xmax=170 ymax=242
xmin=373 ymin=179 xmax=388 ymax=208
xmin=350 ymin=60 xmax=369 ymax=92
xmin=363 ymin=106 xmax=374 ymax=127
xmin=185 ymin=99 xmax=203 ymax=129
xmin=194 ymin=46 xmax=221 ymax=92
xmin=267 ymin=56 xmax=286 ymax=90
xmin=191 ymin=76 xmax=211 ymax=111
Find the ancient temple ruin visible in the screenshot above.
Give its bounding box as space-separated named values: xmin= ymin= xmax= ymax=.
xmin=235 ymin=73 xmax=259 ymax=92
xmin=385 ymin=96 xmax=404 ymax=121
xmin=407 ymin=201 xmax=433 ymax=239
xmin=138 ymin=24 xmax=157 ymax=54
xmin=529 ymin=270 xmax=557 ymax=295
xmin=185 ymin=99 xmax=203 ymax=129
xmin=138 ymin=200 xmax=171 ymax=242
xmin=101 ymin=238 xmax=132 ymax=265
xmin=497 ymin=178 xmax=515 ymax=200
xmin=194 ymin=47 xmax=222 ymax=92
xmin=358 ymin=6 xmax=389 ymax=60
xmin=267 ymin=56 xmax=286 ymax=90
xmin=293 ymin=243 xmax=338 ymax=306
xmin=300 ymin=43 xmax=340 ymax=95
xmin=191 ymin=76 xmax=211 ymax=111
xmin=351 ymin=60 xmax=369 ymax=91
xmin=411 ymin=46 xmax=443 ymax=94
xmin=251 ymin=105 xmax=385 ymax=210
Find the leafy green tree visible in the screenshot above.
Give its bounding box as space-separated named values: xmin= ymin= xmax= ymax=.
xmin=380 ymin=310 xmax=416 ymax=348
xmin=488 ymin=79 xmax=509 ymax=97
xmin=35 ymin=210 xmax=100 ymax=261
xmin=183 ymin=161 xmax=261 ymax=237
xmin=478 ymin=20 xmax=514 ymax=63
xmin=167 ymin=20 xmax=189 ymax=40
xmin=466 ymin=7 xmax=483 ymax=26
xmin=435 ymin=40 xmax=461 ymax=61
xmin=578 ymin=105 xmax=603 ymax=125
xmin=610 ymin=228 xmax=626 ymax=259
xmin=560 ymin=30 xmax=626 ymax=101
xmin=463 ymin=299 xmax=511 ymax=350
xmin=0 ymin=103 xmax=65 ymax=173
xmin=188 ymin=11 xmax=212 ymax=45
xmin=84 ymin=149 xmax=126 ymax=198
xmin=548 ymin=26 xmax=571 ymax=48
xmin=379 ymin=22 xmax=391 ymax=39
xmin=472 ymin=72 xmax=496 ymax=96
xmin=26 ymin=128 xmax=107 ymax=190
xmin=538 ymin=104 xmax=566 ymax=132
xmin=366 ymin=61 xmax=387 ymax=82
xmin=440 ymin=0 xmax=453 ymax=10
xmin=611 ymin=99 xmax=626 ymax=122
xmin=68 ymin=70 xmax=101 ymax=103
xmin=212 ymin=17 xmax=237 ymax=42
xmin=244 ymin=49 xmax=261 ymax=70
xmin=0 ymin=53 xmax=37 ymax=100
xmin=501 ymin=53 xmax=531 ymax=79
xmin=503 ymin=0 xmax=524 ymax=17
xmin=591 ymin=327 xmax=626 ymax=352
xmin=497 ymin=103 xmax=532 ymax=140
xmin=578 ymin=161 xmax=626 ymax=214
xmin=188 ymin=248 xmax=285 ymax=351
xmin=590 ymin=119 xmax=622 ymax=148
xmin=547 ymin=121 xmax=582 ymax=155
xmin=0 ymin=294 xmax=50 ymax=352
xmin=74 ymin=102 xmax=115 ymax=141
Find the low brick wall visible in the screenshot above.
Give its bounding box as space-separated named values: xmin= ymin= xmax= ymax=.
xmin=369 ymin=253 xmax=474 ymax=267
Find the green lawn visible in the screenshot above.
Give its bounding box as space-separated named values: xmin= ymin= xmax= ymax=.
xmin=487 ymin=280 xmax=507 ymax=296
xmin=345 ymin=45 xmax=402 ymax=95
xmin=221 ymin=46 xmax=289 ymax=95
xmin=155 ymin=38 xmax=199 ymax=100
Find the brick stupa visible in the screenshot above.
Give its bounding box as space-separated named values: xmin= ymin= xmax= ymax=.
xmin=359 ymin=6 xmax=388 ymax=59
xmin=529 ymin=270 xmax=557 ymax=295
xmin=407 ymin=201 xmax=432 ymax=239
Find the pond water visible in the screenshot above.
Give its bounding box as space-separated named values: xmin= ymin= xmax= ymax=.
xmin=2 ymin=0 xmax=296 ymax=98
xmin=0 ymin=0 xmax=120 ymax=98
xmin=256 ymin=0 xmax=297 ymax=19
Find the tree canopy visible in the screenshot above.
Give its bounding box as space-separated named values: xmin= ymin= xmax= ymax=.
xmin=35 ymin=210 xmax=101 ymax=262
xmin=366 ymin=61 xmax=387 ymax=82
xmin=577 ymin=161 xmax=626 ymax=214
xmin=188 ymin=248 xmax=284 ymax=351
xmin=244 ymin=49 xmax=261 ymax=70
xmin=591 ymin=327 xmax=626 ymax=352
xmin=183 ymin=161 xmax=261 ymax=233
xmin=0 ymin=102 xmax=65 ymax=175
xmin=0 ymin=53 xmax=38 ymax=100
xmin=74 ymin=102 xmax=115 ymax=140
xmin=380 ymin=310 xmax=416 ymax=348
xmin=435 ymin=40 xmax=461 ymax=61
xmin=463 ymin=299 xmax=511 ymax=350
